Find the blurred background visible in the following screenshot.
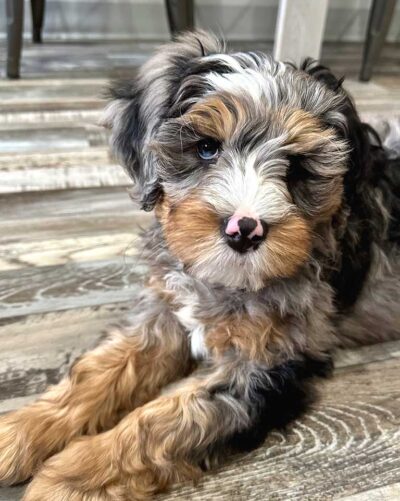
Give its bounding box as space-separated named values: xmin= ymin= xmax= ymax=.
xmin=5 ymin=0 xmax=398 ymax=44
xmin=2 ymin=0 xmax=400 ymax=79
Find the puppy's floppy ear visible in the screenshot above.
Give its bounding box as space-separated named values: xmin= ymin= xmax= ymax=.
xmin=102 ymin=30 xmax=221 ymax=211
xmin=299 ymin=58 xmax=383 ymax=185
xmin=300 ymin=59 xmax=388 ymax=308
xmin=299 ymin=58 xmax=345 ymax=93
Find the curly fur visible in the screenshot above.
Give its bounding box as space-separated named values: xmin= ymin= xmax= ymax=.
xmin=0 ymin=31 xmax=399 ymax=500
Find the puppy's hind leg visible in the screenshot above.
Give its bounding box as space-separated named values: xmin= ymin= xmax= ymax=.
xmin=0 ymin=286 xmax=189 ymax=486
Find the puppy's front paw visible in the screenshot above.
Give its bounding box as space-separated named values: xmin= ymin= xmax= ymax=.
xmin=23 ymin=474 xmax=81 ymax=501
xmin=23 ymin=473 xmax=124 ymax=501
xmin=0 ymin=413 xmax=36 ymax=485
xmin=23 ymin=435 xmax=126 ymax=501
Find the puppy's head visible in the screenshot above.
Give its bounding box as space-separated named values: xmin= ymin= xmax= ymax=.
xmin=104 ymin=31 xmax=353 ymax=291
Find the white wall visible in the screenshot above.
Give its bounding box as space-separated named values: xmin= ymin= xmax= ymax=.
xmin=0 ymin=0 xmax=400 ymax=42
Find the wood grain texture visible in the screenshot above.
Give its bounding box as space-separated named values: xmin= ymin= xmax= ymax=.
xmin=0 ymin=187 xmax=135 ymax=222
xmin=0 ymin=98 xmax=103 ymax=114
xmin=0 ymin=232 xmax=140 ymax=270
xmin=0 ymin=163 xmax=129 ymax=194
xmin=0 ymin=304 xmax=130 ymax=410
xmin=0 ymin=188 xmax=153 ymax=270
xmin=0 ymin=78 xmax=105 ymax=127
xmin=0 ymin=110 xmax=102 ymax=126
xmin=0 ymin=258 xmax=146 ymax=319
xmin=0 ymin=122 xmax=109 ymax=154
xmin=337 ymin=482 xmax=400 ymax=500
xmin=0 ymin=148 xmax=111 ymax=170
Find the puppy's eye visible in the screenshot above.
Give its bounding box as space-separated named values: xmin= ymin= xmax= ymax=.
xmin=197 ymin=138 xmax=220 ymax=161
xmin=287 ymin=154 xmax=315 ymax=183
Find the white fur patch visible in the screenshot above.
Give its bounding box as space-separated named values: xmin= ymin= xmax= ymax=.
xmin=203 ymin=153 xmax=293 ymax=224
xmin=189 ymin=325 xmax=208 ymax=360
xmin=175 ymin=305 xmax=209 ymax=360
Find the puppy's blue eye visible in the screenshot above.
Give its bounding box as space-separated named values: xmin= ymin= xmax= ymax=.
xmin=197 ymin=138 xmax=220 ymax=161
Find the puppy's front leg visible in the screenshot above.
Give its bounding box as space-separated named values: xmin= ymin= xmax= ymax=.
xmin=23 ymin=354 xmax=330 ymax=501
xmin=0 ymin=286 xmax=189 ymax=486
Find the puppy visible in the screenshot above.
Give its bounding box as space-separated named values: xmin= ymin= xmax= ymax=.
xmin=0 ymin=31 xmax=399 ymax=501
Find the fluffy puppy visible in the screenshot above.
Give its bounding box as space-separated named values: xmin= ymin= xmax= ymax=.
xmin=0 ymin=31 xmax=399 ymax=500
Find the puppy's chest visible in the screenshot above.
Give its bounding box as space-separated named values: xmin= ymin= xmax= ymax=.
xmin=174 ymin=301 xmax=285 ymax=363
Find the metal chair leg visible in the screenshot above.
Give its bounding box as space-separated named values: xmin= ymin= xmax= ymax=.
xmin=6 ymin=0 xmax=24 ymax=79
xmin=31 ymin=0 xmax=45 ymax=43
xmin=360 ymin=0 xmax=396 ymax=81
xmin=165 ymin=0 xmax=194 ymax=37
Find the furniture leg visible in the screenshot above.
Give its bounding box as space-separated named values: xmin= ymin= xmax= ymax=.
xmin=6 ymin=0 xmax=24 ymax=78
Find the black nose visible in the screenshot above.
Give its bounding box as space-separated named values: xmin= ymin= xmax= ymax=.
xmin=222 ymin=216 xmax=268 ymax=254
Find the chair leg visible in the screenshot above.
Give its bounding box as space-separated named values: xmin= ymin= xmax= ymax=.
xmin=359 ymin=0 xmax=396 ymax=81
xmin=31 ymin=0 xmax=45 ymax=43
xmin=6 ymin=0 xmax=24 ymax=79
xmin=165 ymin=0 xmax=194 ymax=37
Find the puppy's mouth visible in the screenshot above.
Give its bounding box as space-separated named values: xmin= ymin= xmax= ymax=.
xmin=156 ymin=193 xmax=311 ymax=290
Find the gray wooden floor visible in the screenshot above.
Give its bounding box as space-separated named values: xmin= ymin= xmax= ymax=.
xmin=0 ymin=40 xmax=399 ymax=501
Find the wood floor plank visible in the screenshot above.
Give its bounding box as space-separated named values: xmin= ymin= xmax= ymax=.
xmin=0 ymin=187 xmax=138 ymax=225
xmin=0 ymin=163 xmax=129 ymax=194
xmin=336 ymin=482 xmax=400 ymax=501
xmin=0 ymin=78 xmax=109 ymax=88
xmin=0 ymin=98 xmax=103 ymax=114
xmin=0 ymin=215 xmax=150 ymax=258
xmin=0 ymin=78 xmax=105 ymax=124
xmin=0 ymin=122 xmax=108 ymax=154
xmin=0 ymin=304 xmax=130 ymax=408
xmin=0 ymin=41 xmax=152 ymax=80
xmin=0 ymin=258 xmax=147 ymax=319
xmin=0 ymin=148 xmax=111 ymax=170
xmin=335 ymin=340 xmax=400 ymax=368
xmin=0 ymin=232 xmax=143 ymax=271
xmin=0 ymin=109 xmax=102 ymax=126
xmin=0 ymin=486 xmax=22 ymax=501
xmin=0 ymin=40 xmax=398 ymax=80
xmin=0 ymin=143 xmax=130 ymax=194
xmin=0 ymin=187 xmax=153 ymax=270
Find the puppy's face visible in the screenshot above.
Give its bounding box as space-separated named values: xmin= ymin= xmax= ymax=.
xmin=106 ymin=33 xmax=349 ymax=290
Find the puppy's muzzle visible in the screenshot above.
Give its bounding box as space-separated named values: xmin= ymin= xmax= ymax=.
xmin=222 ymin=214 xmax=268 ymax=253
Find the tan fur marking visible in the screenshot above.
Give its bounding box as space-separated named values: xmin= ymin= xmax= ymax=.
xmin=157 ymin=194 xmax=220 ymax=266
xmin=184 ymin=95 xmax=246 ymax=142
xmin=276 ymin=108 xmax=337 ymax=154
xmin=262 ymin=215 xmax=312 ymax=279
xmin=146 ymin=275 xmax=176 ymax=304
xmin=206 ymin=313 xmax=286 ymax=363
